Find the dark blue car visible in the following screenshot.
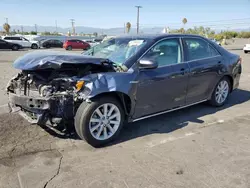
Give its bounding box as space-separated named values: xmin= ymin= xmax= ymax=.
xmin=7 ymin=34 xmax=242 ymax=147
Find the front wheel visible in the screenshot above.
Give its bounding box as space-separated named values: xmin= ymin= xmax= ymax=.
xmin=66 ymin=46 xmax=72 ymax=50
xmin=244 ymin=51 xmax=248 ymax=54
xmin=31 ymin=44 xmax=38 ymax=49
xmin=74 ymin=97 xmax=125 ymax=147
xmin=209 ymin=77 xmax=231 ymax=107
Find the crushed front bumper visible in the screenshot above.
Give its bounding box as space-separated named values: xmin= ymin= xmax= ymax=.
xmin=8 ymin=93 xmax=51 ymax=124
xmin=8 ymin=92 xmax=74 ymax=125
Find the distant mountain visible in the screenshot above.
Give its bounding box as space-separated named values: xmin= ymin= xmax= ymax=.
xmin=0 ymin=25 xmax=249 ymax=35
xmin=0 ymin=25 xmax=169 ymax=35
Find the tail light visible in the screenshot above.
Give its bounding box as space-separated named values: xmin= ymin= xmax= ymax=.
xmin=238 ymin=57 xmax=242 ymax=64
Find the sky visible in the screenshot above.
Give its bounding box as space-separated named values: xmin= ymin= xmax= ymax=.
xmin=1 ymin=0 xmax=250 ymax=29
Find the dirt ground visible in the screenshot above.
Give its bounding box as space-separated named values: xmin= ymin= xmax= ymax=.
xmin=0 ymin=40 xmax=250 ymax=188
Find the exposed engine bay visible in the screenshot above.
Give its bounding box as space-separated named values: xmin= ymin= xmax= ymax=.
xmin=6 ymin=59 xmax=117 ymax=133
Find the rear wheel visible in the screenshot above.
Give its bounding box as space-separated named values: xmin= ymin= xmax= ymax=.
xmin=66 ymin=46 xmax=72 ymax=50
xmin=11 ymin=45 xmax=19 ymax=51
xmin=75 ymin=97 xmax=125 ymax=147
xmin=209 ymin=77 xmax=231 ymax=107
xmin=244 ymin=51 xmax=248 ymax=54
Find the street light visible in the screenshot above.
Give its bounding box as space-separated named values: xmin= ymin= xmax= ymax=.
xmin=135 ymin=6 xmax=142 ymax=34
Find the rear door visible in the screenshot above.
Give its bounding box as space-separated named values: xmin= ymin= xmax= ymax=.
xmin=134 ymin=38 xmax=190 ymax=118
xmin=182 ymin=37 xmax=223 ymax=104
xmin=0 ymin=39 xmax=8 ymax=49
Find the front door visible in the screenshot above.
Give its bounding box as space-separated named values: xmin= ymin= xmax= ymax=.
xmin=182 ymin=37 xmax=223 ymax=104
xmin=133 ymin=38 xmax=189 ymax=119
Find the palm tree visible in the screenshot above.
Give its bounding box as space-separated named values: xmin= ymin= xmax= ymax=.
xmin=182 ymin=18 xmax=187 ymax=33
xmin=3 ymin=23 xmax=11 ymax=33
xmin=126 ymin=22 xmax=131 ymax=33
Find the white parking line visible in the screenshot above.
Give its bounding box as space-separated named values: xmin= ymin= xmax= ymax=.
xmin=147 ymin=132 xmax=196 ymax=148
xmin=0 ymin=104 xmax=8 ymax=108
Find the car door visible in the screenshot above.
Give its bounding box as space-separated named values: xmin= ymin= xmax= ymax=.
xmin=133 ymin=38 xmax=190 ymax=119
xmin=75 ymin=40 xmax=82 ymax=49
xmin=20 ymin=37 xmax=31 ymax=47
xmin=0 ymin=39 xmax=7 ymax=49
xmin=54 ymin=40 xmax=61 ymax=47
xmin=182 ymin=37 xmax=223 ymax=104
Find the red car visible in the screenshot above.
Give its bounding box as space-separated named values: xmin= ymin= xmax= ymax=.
xmin=63 ymin=39 xmax=90 ymax=50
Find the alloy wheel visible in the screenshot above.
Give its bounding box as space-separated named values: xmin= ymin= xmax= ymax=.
xmin=215 ymin=80 xmax=229 ymax=104
xmin=89 ymin=103 xmax=121 ymax=141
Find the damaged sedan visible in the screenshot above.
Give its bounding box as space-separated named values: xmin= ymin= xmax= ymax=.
xmin=7 ymin=34 xmax=242 ymax=147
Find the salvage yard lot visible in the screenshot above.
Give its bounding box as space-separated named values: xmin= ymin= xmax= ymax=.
xmin=0 ymin=44 xmax=250 ymax=188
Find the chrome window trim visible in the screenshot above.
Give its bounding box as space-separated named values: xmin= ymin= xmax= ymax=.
xmin=181 ymin=36 xmax=222 ymax=62
xmin=138 ymin=37 xmax=186 ymax=68
xmin=186 ymin=55 xmax=221 ymax=63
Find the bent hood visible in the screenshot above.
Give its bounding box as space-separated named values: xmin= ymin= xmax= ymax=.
xmin=13 ymin=51 xmax=113 ymax=70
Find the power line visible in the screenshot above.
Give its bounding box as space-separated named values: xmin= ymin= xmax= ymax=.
xmin=138 ymin=18 xmax=250 ymax=27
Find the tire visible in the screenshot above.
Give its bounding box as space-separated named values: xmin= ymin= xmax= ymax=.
xmin=244 ymin=51 xmax=248 ymax=54
xmin=11 ymin=45 xmax=19 ymax=51
xmin=75 ymin=96 xmax=125 ymax=147
xmin=209 ymin=77 xmax=231 ymax=107
xmin=31 ymin=44 xmax=38 ymax=49
xmin=66 ymin=46 xmax=72 ymax=50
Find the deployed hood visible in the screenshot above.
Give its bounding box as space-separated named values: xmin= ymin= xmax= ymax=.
xmin=13 ymin=51 xmax=113 ymax=70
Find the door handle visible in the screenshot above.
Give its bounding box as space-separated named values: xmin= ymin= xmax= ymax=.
xmin=180 ymin=68 xmax=185 ymax=75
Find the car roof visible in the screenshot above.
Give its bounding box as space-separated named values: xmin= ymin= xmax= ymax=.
xmin=115 ymin=34 xmax=206 ymax=40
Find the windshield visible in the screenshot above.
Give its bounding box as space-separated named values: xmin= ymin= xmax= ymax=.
xmin=83 ymin=37 xmax=149 ymax=65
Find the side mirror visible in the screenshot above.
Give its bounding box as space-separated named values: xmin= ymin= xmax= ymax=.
xmin=139 ymin=59 xmax=158 ymax=69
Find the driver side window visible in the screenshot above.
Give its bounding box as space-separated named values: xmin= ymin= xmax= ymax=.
xmin=143 ymin=38 xmax=182 ymax=67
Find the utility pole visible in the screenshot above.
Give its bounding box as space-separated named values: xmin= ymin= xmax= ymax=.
xmin=34 ymin=24 xmax=37 ymax=33
xmin=55 ymin=20 xmax=58 ymax=33
xmin=21 ymin=25 xmax=23 ymax=34
xmin=135 ymin=6 xmax=142 ymax=34
xmin=70 ymin=19 xmax=75 ymax=35
xmin=4 ymin=17 xmax=8 ymax=24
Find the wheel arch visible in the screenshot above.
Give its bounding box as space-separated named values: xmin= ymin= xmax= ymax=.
xmin=89 ymin=91 xmax=132 ymax=116
xmin=223 ymin=74 xmax=234 ymax=92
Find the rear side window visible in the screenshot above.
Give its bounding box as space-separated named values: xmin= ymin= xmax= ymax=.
xmin=183 ymin=38 xmax=220 ymax=61
xmin=5 ymin=37 xmax=22 ymax=40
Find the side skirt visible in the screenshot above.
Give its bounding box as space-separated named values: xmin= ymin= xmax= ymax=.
xmin=132 ymin=99 xmax=207 ymax=122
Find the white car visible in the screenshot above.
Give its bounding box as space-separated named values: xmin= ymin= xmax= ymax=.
xmin=3 ymin=36 xmax=39 ymax=49
xmin=243 ymin=44 xmax=250 ymax=54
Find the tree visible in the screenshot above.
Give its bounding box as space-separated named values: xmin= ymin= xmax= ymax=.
xmin=30 ymin=31 xmax=37 ymax=35
xmin=93 ymin=32 xmax=98 ymax=37
xmin=3 ymin=23 xmax=11 ymax=33
xmin=126 ymin=22 xmax=131 ymax=33
xmin=182 ymin=18 xmax=187 ymax=32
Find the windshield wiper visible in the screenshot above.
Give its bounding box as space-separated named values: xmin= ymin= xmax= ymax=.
xmin=104 ymin=59 xmax=128 ymax=72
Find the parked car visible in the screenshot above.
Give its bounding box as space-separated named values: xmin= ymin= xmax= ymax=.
xmin=0 ymin=39 xmax=22 ymax=50
xmin=41 ymin=39 xmax=63 ymax=48
xmin=84 ymin=39 xmax=98 ymax=47
xmin=3 ymin=36 xmax=39 ymax=49
xmin=63 ymin=39 xmax=90 ymax=50
xmin=243 ymin=44 xmax=250 ymax=53
xmin=209 ymin=38 xmax=221 ymax=46
xmin=6 ymin=34 xmax=242 ymax=147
